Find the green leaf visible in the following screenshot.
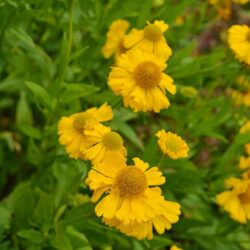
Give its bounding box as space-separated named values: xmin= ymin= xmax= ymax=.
xmin=66 ymin=226 xmax=92 ymax=250
xmin=63 ymin=203 xmax=94 ymax=225
xmin=25 ymin=81 xmax=51 ymax=107
xmin=111 ymin=118 xmax=144 ymax=150
xmin=70 ymin=46 xmax=89 ymax=62
xmin=16 ymin=91 xmax=33 ymax=126
xmin=61 ymin=83 xmax=100 ymax=102
xmin=216 ymin=132 xmax=250 ymax=172
xmin=18 ymin=124 xmax=42 ymax=139
xmin=0 ymin=206 xmax=11 ymax=229
xmin=136 ymin=0 xmax=152 ymax=28
xmin=33 ymin=190 xmax=54 ymax=232
xmin=26 ymin=139 xmax=43 ymax=165
xmin=51 ymin=224 xmax=73 ymax=250
xmin=5 ymin=182 xmax=37 ymax=229
xmin=17 ymin=229 xmax=44 ymax=244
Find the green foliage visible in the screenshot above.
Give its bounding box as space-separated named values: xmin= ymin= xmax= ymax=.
xmin=0 ymin=0 xmax=250 ymax=249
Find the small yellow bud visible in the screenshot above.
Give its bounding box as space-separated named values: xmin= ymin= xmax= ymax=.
xmin=180 ymin=86 xmax=198 ymax=98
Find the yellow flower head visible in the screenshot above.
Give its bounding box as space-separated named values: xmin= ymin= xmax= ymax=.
xmin=216 ymin=175 xmax=250 ymax=223
xmin=156 ymin=130 xmax=189 ymax=159
xmin=239 ymin=156 xmax=250 ymax=169
xmin=82 ymin=124 xmax=127 ymax=164
xmin=124 ymin=20 xmax=172 ymax=61
xmin=233 ymin=0 xmax=249 ymax=3
xmin=245 ymin=144 xmax=250 ymax=155
xmin=231 ymin=76 xmax=250 ymax=107
xmin=58 ymin=103 xmax=113 ymax=159
xmin=240 ymin=121 xmax=250 ymax=134
xmin=228 ymin=25 xmax=250 ymax=65
xmin=231 ymin=91 xmax=250 ymax=107
xmin=102 ymin=19 xmax=129 ymax=60
xmin=208 ymin=0 xmax=232 ymax=20
xmin=108 ymin=49 xmax=176 ymax=112
xmin=170 ymin=246 xmax=183 ymax=250
xmin=237 ymin=75 xmax=250 ymax=88
xmin=85 ymin=154 xmax=181 ymax=239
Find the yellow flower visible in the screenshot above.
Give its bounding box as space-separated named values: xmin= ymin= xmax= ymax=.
xmin=170 ymin=246 xmax=182 ymax=250
xmin=245 ymin=144 xmax=250 ymax=155
xmin=233 ymin=0 xmax=249 ymax=3
xmin=103 ymin=217 xmax=154 ymax=240
xmin=239 ymin=156 xmax=250 ymax=169
xmin=240 ymin=121 xmax=250 ymax=134
xmin=208 ymin=0 xmax=217 ymax=4
xmin=242 ymin=92 xmax=250 ymax=107
xmin=209 ymin=0 xmax=232 ymax=20
xmin=236 ymin=75 xmax=250 ymax=88
xmin=231 ymin=76 xmax=250 ymax=107
xmin=108 ymin=49 xmax=176 ymax=112
xmin=217 ymin=3 xmax=231 ymax=20
xmin=231 ymin=90 xmax=250 ymax=107
xmin=228 ymin=25 xmax=250 ymax=65
xmin=174 ymin=16 xmax=185 ymax=26
xmin=102 ymin=19 xmax=129 ymax=60
xmin=86 ymin=154 xmax=181 ymax=239
xmin=124 ymin=20 xmax=172 ymax=61
xmin=103 ymin=200 xmax=180 ymax=240
xmin=216 ymin=174 xmax=250 ymax=223
xmin=58 ymin=103 xmax=113 ymax=159
xmin=156 ymin=130 xmax=189 ymax=159
xmin=82 ymin=124 xmax=127 ymax=164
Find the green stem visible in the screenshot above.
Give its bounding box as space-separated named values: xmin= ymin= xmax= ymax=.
xmin=158 ymin=154 xmax=165 ymax=168
xmin=48 ymin=0 xmax=74 ymax=125
xmin=58 ymin=0 xmax=74 ymax=86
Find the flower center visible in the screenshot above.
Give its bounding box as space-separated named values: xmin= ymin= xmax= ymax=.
xmin=73 ymin=113 xmax=92 ymax=132
xmin=239 ymin=185 xmax=250 ymax=204
xmin=167 ymin=140 xmax=179 ymax=153
xmin=102 ymin=132 xmax=123 ymax=150
xmin=134 ymin=61 xmax=162 ymax=89
xmin=144 ymin=24 xmax=162 ymax=41
xmin=115 ymin=167 xmax=147 ymax=198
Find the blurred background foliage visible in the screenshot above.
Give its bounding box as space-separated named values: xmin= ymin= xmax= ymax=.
xmin=0 ymin=0 xmax=250 ymax=249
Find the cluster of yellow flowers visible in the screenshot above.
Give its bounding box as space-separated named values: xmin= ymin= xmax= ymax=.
xmin=58 ymin=102 xmax=189 ymax=241
xmin=57 ymin=19 xmax=189 ymax=247
xmin=208 ymin=0 xmax=249 ymax=20
xmin=102 ymin=19 xmax=176 ymax=112
xmin=216 ymin=121 xmax=250 ymax=223
xmin=230 ymin=76 xmax=250 ymax=107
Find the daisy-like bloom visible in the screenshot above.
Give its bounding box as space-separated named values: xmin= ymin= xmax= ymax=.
xmin=86 ymin=154 xmax=181 ymax=239
xmin=108 ymin=49 xmax=176 ymax=112
xmin=156 ymin=130 xmax=189 ymax=159
xmin=228 ymin=25 xmax=250 ymax=65
xmin=170 ymin=246 xmax=183 ymax=250
xmin=216 ymin=172 xmax=250 ymax=223
xmin=240 ymin=120 xmax=250 ymax=134
xmin=58 ymin=103 xmax=113 ymax=159
xmin=82 ymin=123 xmax=127 ymax=164
xmin=102 ymin=19 xmax=129 ymax=61
xmin=124 ymin=20 xmax=172 ymax=61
